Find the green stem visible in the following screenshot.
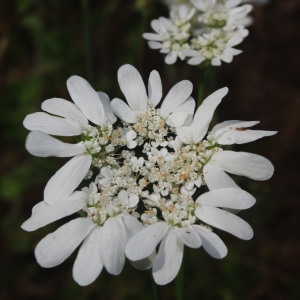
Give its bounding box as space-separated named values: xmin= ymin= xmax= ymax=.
xmin=151 ymin=271 xmax=160 ymax=300
xmin=197 ymin=67 xmax=206 ymax=107
xmin=134 ymin=0 xmax=155 ymax=67
xmin=81 ymin=0 xmax=94 ymax=84
xmin=197 ymin=64 xmax=219 ymax=107
xmin=197 ymin=66 xmax=207 ymax=107
xmin=175 ymin=251 xmax=185 ymax=300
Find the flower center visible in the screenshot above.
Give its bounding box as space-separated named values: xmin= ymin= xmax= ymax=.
xmin=139 ymin=139 xmax=222 ymax=227
xmin=162 ymin=193 xmax=197 ymax=227
xmin=80 ymin=107 xmax=222 ymax=229
xmin=84 ymin=182 xmax=139 ymax=226
xmin=81 ymin=124 xmax=113 ymax=155
xmin=199 ymin=7 xmax=228 ymax=28
xmin=132 ymin=107 xmax=172 ymax=144
xmin=191 ymin=30 xmax=229 ymax=60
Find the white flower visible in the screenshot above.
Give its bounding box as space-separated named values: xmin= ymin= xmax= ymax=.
xmin=177 ymin=87 xmax=277 ymax=190
xmin=185 ymin=30 xmax=244 ymax=66
xmin=126 ymin=187 xmax=255 ymax=285
xmin=143 ymin=6 xmax=195 ymax=64
xmin=203 ymin=150 xmax=275 ymax=190
xmin=117 ymin=189 xmax=139 ymax=208
xmin=97 ymin=166 xmax=113 ymax=187
xmin=122 ymin=130 xmax=137 ymax=149
xmin=177 ymin=87 xmax=229 ymax=144
xmin=111 ymin=64 xmax=195 ymax=127
xmin=227 ymin=2 xmax=253 ymax=28
xmin=164 ymin=0 xmax=193 ymax=10
xmin=194 ymin=187 xmax=255 ymax=239
xmin=170 ymin=4 xmax=195 ymax=25
xmin=241 ymin=0 xmax=268 ymax=4
xmin=208 ymin=120 xmax=277 ymax=145
xmin=21 ymin=186 xmax=142 ymax=286
xmin=21 ymin=64 xmax=276 ymax=287
xmin=146 ymin=0 xmax=253 ymax=66
xmin=192 ymin=0 xmax=252 ymax=28
xmin=23 ymin=76 xmax=116 ymax=204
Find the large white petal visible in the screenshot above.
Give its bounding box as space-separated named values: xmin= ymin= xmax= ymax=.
xmin=192 ymin=87 xmax=228 ymax=143
xmin=176 ymin=226 xmax=202 ymax=248
xmin=203 ymin=163 xmax=239 ymax=190
xmin=67 ymin=75 xmax=107 ymax=126
xmin=122 ymin=215 xmax=152 ymax=271
xmin=176 ymin=126 xmax=194 ymax=144
xmin=97 ymin=92 xmax=117 ymax=124
xmin=160 ymin=80 xmax=193 ymax=118
xmin=172 ymin=96 xmax=195 ymax=116
xmin=41 ymin=98 xmax=88 ymax=128
xmin=44 ymin=154 xmax=92 ymax=204
xmin=148 ymin=41 xmax=163 ymax=49
xmin=130 ymin=251 xmax=156 ymax=270
xmin=26 ymin=131 xmax=86 ymax=157
xmin=100 ymin=215 xmax=127 ymax=275
xmin=117 ymin=64 xmax=148 ymax=111
xmin=21 ymin=191 xmax=87 ymax=232
xmin=230 ymin=5 xmax=252 ymax=18
xmin=151 ymin=17 xmax=172 ymax=32
xmin=196 ymin=188 xmax=256 ymax=210
xmin=148 ymin=70 xmax=162 ymax=107
xmin=187 ymin=55 xmax=205 ymax=65
xmin=111 ymin=98 xmax=138 ymax=123
xmin=191 ymin=0 xmax=214 ymax=10
xmin=143 ymin=33 xmax=163 ymax=41
xmin=23 ymin=112 xmax=83 ymax=136
xmin=211 ymin=120 xmax=259 ymax=136
xmin=211 ymin=57 xmax=221 ymax=66
xmin=153 ymin=227 xmax=184 ymax=285
xmin=217 ymin=129 xmax=277 ymax=145
xmin=212 ymin=151 xmax=274 ymax=180
xmin=125 ymin=222 xmax=169 ymax=261
xmin=226 ymin=0 xmax=241 ymax=9
xmin=166 ymin=97 xmax=196 ymax=127
xmin=193 ymin=225 xmax=228 ymax=259
xmin=35 ymin=218 xmax=95 ymax=268
xmin=73 ymin=227 xmax=103 ymax=286
xmin=220 ymin=50 xmax=234 ymax=63
xmin=165 ymin=51 xmax=178 ymax=64
xmin=121 ymin=213 xmax=142 ymax=239
xmin=195 ymin=206 xmax=253 ymax=240
xmin=166 ymin=112 xmax=189 ymax=128
xmin=212 ymin=120 xmax=277 ymax=144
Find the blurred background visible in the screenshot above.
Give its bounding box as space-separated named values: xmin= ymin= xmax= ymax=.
xmin=0 ymin=0 xmax=299 ymax=299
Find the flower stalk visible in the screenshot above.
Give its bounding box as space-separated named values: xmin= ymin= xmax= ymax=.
xmin=81 ymin=0 xmax=94 ymax=84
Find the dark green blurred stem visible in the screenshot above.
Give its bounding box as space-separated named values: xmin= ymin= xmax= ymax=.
xmin=135 ymin=0 xmax=156 ymax=67
xmin=151 ymin=272 xmax=160 ymax=300
xmin=99 ymin=0 xmax=120 ymax=19
xmin=81 ymin=0 xmax=94 ymax=84
xmin=175 ymin=251 xmax=185 ymax=300
xmin=197 ymin=67 xmax=206 ymax=107
xmin=197 ymin=65 xmax=218 ymax=107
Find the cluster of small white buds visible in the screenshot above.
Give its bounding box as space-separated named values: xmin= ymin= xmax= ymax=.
xmin=144 ymin=0 xmax=253 ymax=66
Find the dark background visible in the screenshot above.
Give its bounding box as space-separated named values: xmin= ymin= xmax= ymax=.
xmin=0 ymin=0 xmax=299 ymax=299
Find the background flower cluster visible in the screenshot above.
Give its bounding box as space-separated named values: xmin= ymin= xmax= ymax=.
xmin=144 ymin=0 xmax=253 ymax=65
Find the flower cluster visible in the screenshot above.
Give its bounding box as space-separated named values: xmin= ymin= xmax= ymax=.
xmin=163 ymin=0 xmax=268 ymax=9
xmin=22 ymin=65 xmax=276 ymax=285
xmin=144 ymin=0 xmax=253 ymax=65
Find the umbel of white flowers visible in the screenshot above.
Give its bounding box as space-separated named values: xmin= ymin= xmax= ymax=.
xmin=144 ymin=0 xmax=254 ymax=65
xmin=22 ymin=64 xmax=276 ymax=286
